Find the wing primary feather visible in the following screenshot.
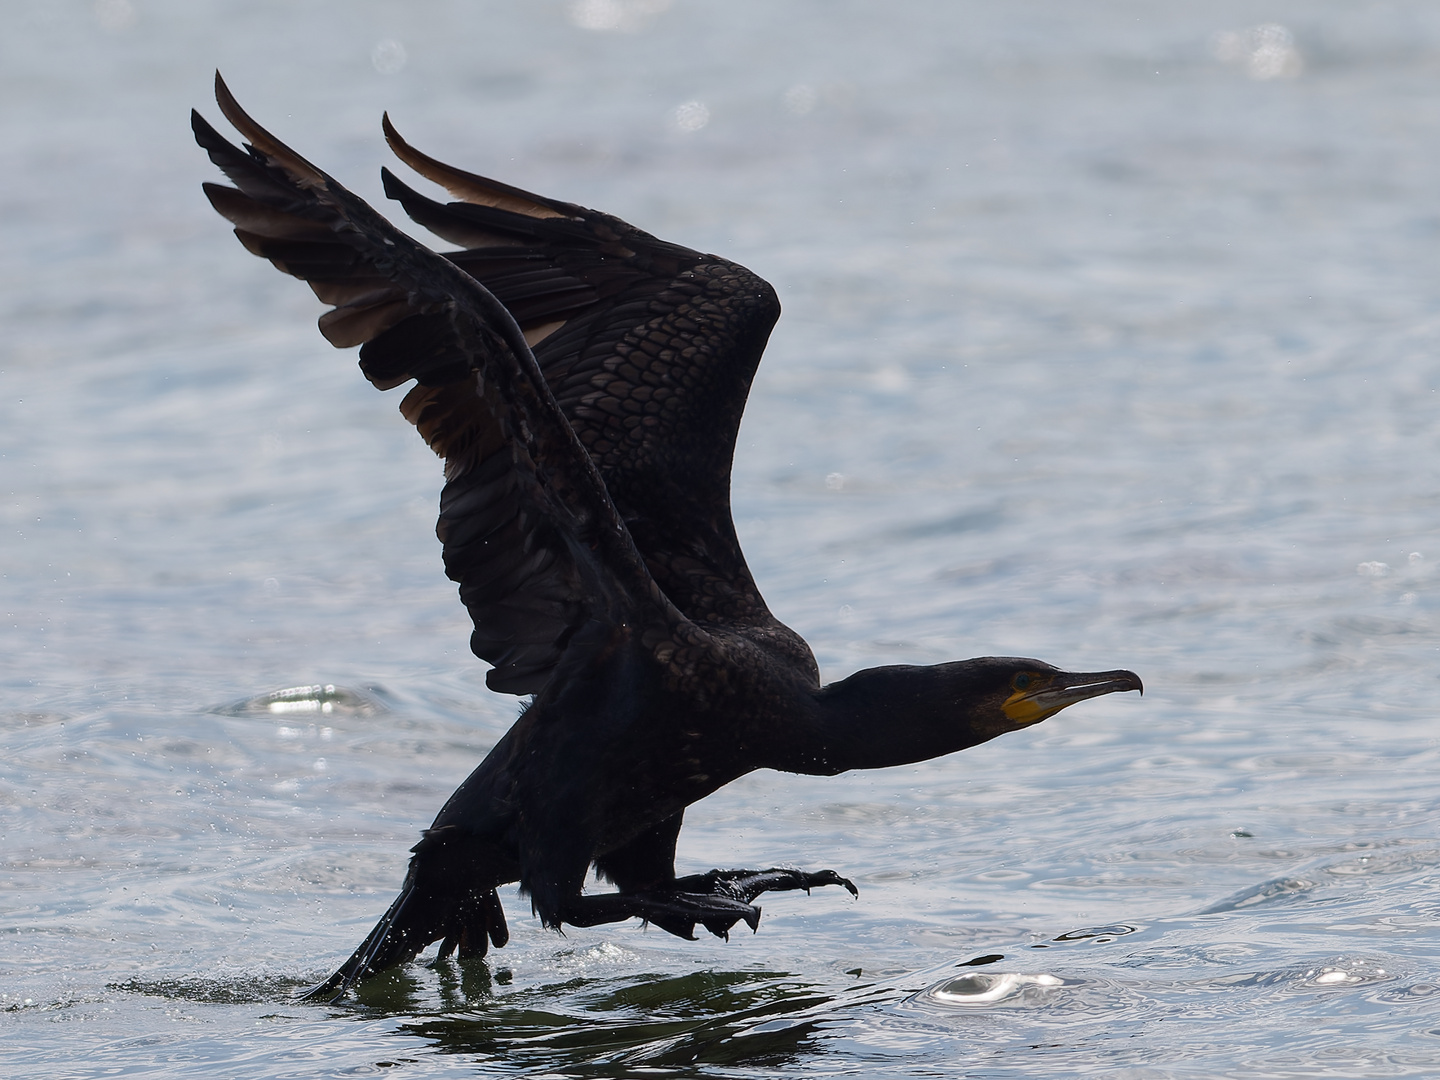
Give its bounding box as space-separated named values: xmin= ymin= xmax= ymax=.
xmin=202 ymin=182 xmax=331 ymax=239
xmin=382 ymin=113 xmax=575 ymax=220
xmin=213 ymin=72 xmax=329 ymax=190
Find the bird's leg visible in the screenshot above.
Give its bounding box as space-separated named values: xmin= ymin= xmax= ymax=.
xmin=670 ymin=867 xmax=858 ymax=906
xmin=556 ymin=867 xmax=857 ymax=943
xmin=558 ymin=888 xmax=763 ymax=941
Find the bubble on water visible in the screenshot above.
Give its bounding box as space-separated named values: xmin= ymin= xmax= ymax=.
xmin=1409 ymin=552 xmax=1424 ymax=564
xmin=783 ymin=84 xmax=818 ymax=116
xmin=872 ymin=366 xmax=909 ymax=392
xmin=569 ymin=0 xmax=670 ymax=33
xmin=94 ymin=0 xmax=137 ymax=32
xmin=1212 ymin=24 xmax=1303 ymax=80
xmin=371 ymin=39 xmax=407 ymax=75
xmin=1357 ymin=561 xmax=1390 ymax=578
xmin=671 ymin=101 xmax=710 ymax=134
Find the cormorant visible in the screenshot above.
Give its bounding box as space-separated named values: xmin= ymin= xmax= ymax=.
xmin=192 ymin=75 xmax=1142 ymax=1000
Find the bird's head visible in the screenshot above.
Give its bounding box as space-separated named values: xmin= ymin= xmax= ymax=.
xmin=957 ymin=657 xmax=1143 ymax=740
xmin=807 ymin=654 xmax=1143 ymax=774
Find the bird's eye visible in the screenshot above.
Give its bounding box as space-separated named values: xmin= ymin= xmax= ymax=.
xmin=1013 ymin=673 xmax=1032 ymax=690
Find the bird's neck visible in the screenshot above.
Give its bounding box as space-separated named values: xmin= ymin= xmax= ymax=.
xmin=781 ymin=663 xmax=1001 ymax=776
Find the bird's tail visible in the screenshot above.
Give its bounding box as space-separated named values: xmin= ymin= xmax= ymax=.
xmin=302 ymin=826 xmax=510 ymax=1002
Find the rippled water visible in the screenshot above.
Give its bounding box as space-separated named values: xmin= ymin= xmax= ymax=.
xmin=7 ymin=2 xmax=1440 ymax=1076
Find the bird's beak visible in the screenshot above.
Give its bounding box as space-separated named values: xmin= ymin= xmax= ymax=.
xmin=1003 ymin=669 xmax=1143 ymax=726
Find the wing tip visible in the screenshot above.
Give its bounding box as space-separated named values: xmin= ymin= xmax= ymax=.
xmin=190 ymin=106 xmax=228 ymax=152
xmin=381 ymin=110 xmax=403 ymax=152
xmin=379 ymin=164 xmax=410 ymax=202
xmin=212 ymin=69 xmax=238 ymax=121
xmin=210 ymin=70 xmax=330 ymax=190
xmin=381 ymin=116 xmax=573 ymax=221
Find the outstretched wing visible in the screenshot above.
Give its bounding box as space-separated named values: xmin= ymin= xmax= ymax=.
xmin=379 ymin=125 xmax=799 ymax=652
xmin=194 ymin=74 xmax=689 ymax=694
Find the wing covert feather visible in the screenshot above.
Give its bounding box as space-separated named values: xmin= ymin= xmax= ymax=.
xmin=380 ymin=147 xmax=802 ymax=666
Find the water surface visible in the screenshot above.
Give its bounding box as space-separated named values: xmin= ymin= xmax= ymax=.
xmin=6 ymin=2 xmax=1440 ymax=1076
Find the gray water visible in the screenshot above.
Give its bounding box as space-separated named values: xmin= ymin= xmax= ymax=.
xmin=6 ymin=1 xmax=1440 ymax=1076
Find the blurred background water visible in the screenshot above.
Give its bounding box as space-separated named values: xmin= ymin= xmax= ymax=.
xmin=5 ymin=1 xmax=1440 ymax=1076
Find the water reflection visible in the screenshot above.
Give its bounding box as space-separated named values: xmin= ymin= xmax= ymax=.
xmin=377 ymin=967 xmax=837 ymax=1073
xmin=1198 ymin=875 xmax=1317 ymax=914
xmin=1042 ymin=924 xmax=1139 ymax=946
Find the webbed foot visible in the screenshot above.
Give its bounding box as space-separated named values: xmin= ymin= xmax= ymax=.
xmin=636 ymin=866 xmax=857 ymax=941
xmin=559 ymin=888 xmax=761 ymax=941
xmin=670 ymin=866 xmax=858 ymax=906
xmin=556 ymin=866 xmax=856 ymax=942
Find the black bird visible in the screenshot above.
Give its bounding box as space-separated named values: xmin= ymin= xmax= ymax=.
xmin=193 ymin=74 xmax=1142 ymax=999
